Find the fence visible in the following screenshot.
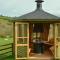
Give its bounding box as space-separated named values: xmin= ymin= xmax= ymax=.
xmin=0 ymin=43 xmax=13 ymax=59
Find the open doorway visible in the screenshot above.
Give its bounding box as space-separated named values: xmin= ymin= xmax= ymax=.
xmin=29 ymin=23 xmax=54 ymax=59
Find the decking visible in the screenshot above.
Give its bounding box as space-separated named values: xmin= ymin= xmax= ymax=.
xmin=29 ymin=49 xmax=54 ymax=60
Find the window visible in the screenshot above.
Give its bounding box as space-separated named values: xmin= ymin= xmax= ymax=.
xmin=15 ymin=22 xmax=29 ymax=59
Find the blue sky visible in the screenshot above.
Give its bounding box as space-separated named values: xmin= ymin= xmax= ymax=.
xmin=0 ymin=0 xmax=60 ymax=17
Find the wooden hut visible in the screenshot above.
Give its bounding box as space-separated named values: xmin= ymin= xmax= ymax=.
xmin=12 ymin=0 xmax=60 ymax=60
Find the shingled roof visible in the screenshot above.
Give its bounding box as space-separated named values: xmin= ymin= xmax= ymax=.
xmin=13 ymin=0 xmax=60 ymax=21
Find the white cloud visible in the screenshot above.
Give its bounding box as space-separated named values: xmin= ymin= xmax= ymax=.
xmin=43 ymin=0 xmax=60 ymax=16
xmin=0 ymin=0 xmax=60 ymax=17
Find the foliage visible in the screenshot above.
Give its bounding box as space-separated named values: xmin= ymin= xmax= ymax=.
xmin=0 ymin=37 xmax=13 ymax=60
xmin=0 ymin=16 xmax=13 ymax=37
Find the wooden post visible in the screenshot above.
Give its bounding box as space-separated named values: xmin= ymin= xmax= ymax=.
xmin=13 ymin=22 xmax=15 ymax=57
xmin=12 ymin=43 xmax=13 ymax=56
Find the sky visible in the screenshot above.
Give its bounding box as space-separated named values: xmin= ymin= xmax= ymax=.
xmin=0 ymin=0 xmax=60 ymax=17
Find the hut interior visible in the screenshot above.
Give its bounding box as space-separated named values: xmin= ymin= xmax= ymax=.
xmin=29 ymin=23 xmax=54 ymax=57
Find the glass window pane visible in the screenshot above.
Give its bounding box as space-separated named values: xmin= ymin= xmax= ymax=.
xmin=32 ymin=33 xmax=36 ymax=38
xmin=57 ymin=24 xmax=60 ymax=37
xmin=37 ymin=33 xmax=40 ymax=38
xmin=17 ymin=38 xmax=27 ymax=44
xmin=17 ymin=24 xmax=28 ymax=37
xmin=17 ymin=46 xmax=27 ymax=58
xmin=17 ymin=24 xmax=23 ymax=37
xmin=24 ymin=24 xmax=28 ymax=37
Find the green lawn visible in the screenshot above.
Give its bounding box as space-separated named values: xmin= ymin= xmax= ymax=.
xmin=0 ymin=37 xmax=14 ymax=60
xmin=5 ymin=56 xmax=14 ymax=60
xmin=0 ymin=38 xmax=13 ymax=45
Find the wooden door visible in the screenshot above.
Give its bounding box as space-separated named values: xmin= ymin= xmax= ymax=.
xmin=15 ymin=22 xmax=29 ymax=60
xmin=55 ymin=23 xmax=60 ymax=59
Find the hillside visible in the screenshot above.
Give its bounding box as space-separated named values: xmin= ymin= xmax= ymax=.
xmin=0 ymin=16 xmax=13 ymax=37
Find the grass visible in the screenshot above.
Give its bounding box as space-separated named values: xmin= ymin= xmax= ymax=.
xmin=0 ymin=37 xmax=14 ymax=60
xmin=5 ymin=55 xmax=14 ymax=60
xmin=0 ymin=16 xmax=13 ymax=60
xmin=0 ymin=37 xmax=13 ymax=45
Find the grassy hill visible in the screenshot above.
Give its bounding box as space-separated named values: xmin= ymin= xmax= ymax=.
xmin=0 ymin=16 xmax=13 ymax=38
xmin=0 ymin=16 xmax=13 ymax=60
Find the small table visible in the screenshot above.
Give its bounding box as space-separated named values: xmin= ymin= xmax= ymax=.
xmin=32 ymin=41 xmax=53 ymax=53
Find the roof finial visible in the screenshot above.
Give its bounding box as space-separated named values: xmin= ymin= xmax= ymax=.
xmin=35 ymin=0 xmax=44 ymax=10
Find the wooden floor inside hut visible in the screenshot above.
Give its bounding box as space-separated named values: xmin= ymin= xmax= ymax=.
xmin=29 ymin=50 xmax=54 ymax=60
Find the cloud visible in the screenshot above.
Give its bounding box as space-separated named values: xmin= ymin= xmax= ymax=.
xmin=0 ymin=0 xmax=60 ymax=17
xmin=0 ymin=0 xmax=17 ymax=16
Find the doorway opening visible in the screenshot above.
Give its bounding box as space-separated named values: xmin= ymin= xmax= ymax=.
xmin=29 ymin=23 xmax=54 ymax=58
